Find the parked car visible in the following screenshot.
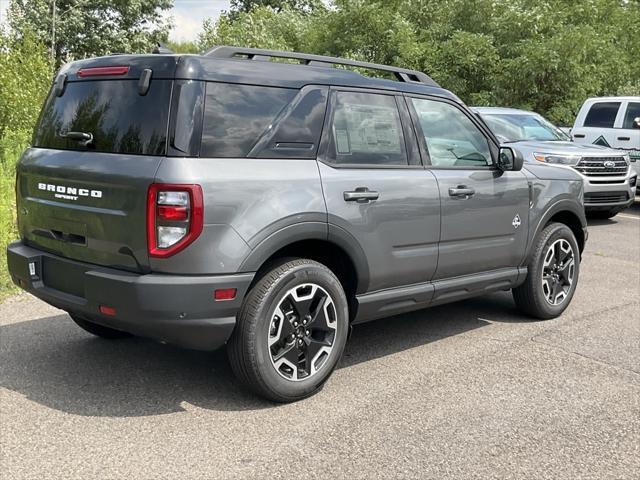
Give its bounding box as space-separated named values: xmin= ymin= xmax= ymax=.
xmin=8 ymin=47 xmax=587 ymax=402
xmin=570 ymin=96 xmax=640 ymax=179
xmin=474 ymin=107 xmax=637 ymax=218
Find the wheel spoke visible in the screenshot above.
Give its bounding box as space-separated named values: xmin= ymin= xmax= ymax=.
xmin=304 ymin=338 xmax=325 ymax=373
xmin=273 ymin=342 xmax=299 ymax=365
xmin=558 ymin=258 xmax=574 ymax=284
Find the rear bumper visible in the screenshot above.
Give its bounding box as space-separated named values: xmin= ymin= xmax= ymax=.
xmin=7 ymin=241 xmax=254 ymax=351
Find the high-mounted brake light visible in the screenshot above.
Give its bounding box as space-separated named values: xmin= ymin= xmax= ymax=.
xmin=147 ymin=184 xmax=203 ymax=258
xmin=77 ymin=66 xmax=129 ymax=77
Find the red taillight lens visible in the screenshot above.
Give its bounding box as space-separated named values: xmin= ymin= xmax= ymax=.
xmin=99 ymin=305 xmax=117 ymax=316
xmin=147 ymin=184 xmax=203 ymax=258
xmin=214 ymin=288 xmax=237 ymax=301
xmin=157 ymin=205 xmax=189 ymax=221
xmin=77 ymin=66 xmax=129 ymax=77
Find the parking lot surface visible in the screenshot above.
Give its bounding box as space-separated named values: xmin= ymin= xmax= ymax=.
xmin=1 ymin=202 xmax=639 ymax=479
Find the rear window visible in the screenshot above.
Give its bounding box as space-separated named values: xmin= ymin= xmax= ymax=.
xmin=583 ymin=102 xmax=621 ymax=128
xmin=201 ymin=83 xmax=297 ymax=157
xmin=33 ymin=80 xmax=172 ymax=155
xmin=622 ymin=102 xmax=640 ymax=129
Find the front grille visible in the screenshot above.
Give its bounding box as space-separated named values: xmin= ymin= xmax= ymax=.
xmin=573 ymin=156 xmax=628 ymax=177
xmin=584 ymin=191 xmax=629 ymax=204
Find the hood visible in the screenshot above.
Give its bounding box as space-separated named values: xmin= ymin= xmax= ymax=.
xmin=508 ymin=140 xmax=625 ymax=157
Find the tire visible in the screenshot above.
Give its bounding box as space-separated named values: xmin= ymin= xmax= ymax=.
xmin=513 ymin=222 xmax=580 ymax=320
xmin=69 ymin=314 xmax=132 ymax=339
xmin=227 ymin=258 xmax=349 ymax=403
xmin=586 ymin=209 xmax=619 ymax=219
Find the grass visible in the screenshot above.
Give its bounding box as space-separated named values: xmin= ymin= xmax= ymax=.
xmin=0 ymin=131 xmax=28 ymax=302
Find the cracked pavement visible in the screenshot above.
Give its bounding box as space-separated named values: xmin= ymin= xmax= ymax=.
xmin=1 ymin=202 xmax=639 ymax=479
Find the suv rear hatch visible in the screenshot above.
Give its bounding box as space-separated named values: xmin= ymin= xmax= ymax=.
xmin=16 ymin=56 xmax=177 ymax=272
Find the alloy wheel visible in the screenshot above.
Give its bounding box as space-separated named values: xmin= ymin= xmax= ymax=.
xmin=541 ymin=238 xmax=575 ymax=306
xmin=268 ymin=283 xmax=337 ymax=381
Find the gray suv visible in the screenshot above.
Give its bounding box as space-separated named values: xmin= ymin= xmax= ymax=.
xmin=7 ymin=47 xmax=587 ymax=402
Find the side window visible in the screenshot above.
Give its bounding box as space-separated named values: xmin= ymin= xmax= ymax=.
xmin=326 ymin=91 xmax=408 ymax=166
xmin=410 ymin=98 xmax=492 ymax=167
xmin=583 ymin=102 xmax=621 ymax=128
xmin=201 ymin=83 xmax=297 ymax=158
xmin=622 ymin=102 xmax=640 ymax=129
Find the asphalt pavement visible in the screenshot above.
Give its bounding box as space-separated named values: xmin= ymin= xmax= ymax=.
xmin=1 ymin=201 xmax=639 ymax=479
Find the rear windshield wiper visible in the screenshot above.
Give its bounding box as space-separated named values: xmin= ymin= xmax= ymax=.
xmin=59 ymin=131 xmax=94 ymax=146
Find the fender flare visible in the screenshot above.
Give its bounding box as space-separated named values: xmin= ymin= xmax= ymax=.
xmin=526 ymin=198 xmax=586 ymax=262
xmin=238 ymin=222 xmax=370 ymax=293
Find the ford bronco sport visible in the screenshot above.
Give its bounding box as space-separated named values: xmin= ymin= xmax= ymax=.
xmin=7 ymin=47 xmax=587 ymax=402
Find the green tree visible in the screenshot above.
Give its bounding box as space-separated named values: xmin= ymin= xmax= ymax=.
xmin=230 ymin=0 xmax=324 ymax=14
xmin=8 ymin=0 xmax=174 ymax=66
xmin=203 ymin=0 xmax=640 ymax=126
xmin=0 ymin=30 xmax=52 ymax=141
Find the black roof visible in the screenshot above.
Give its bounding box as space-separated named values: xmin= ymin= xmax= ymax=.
xmin=58 ymin=47 xmax=457 ymax=101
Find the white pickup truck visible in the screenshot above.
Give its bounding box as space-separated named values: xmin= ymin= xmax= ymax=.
xmin=571 ymin=96 xmax=640 ymax=180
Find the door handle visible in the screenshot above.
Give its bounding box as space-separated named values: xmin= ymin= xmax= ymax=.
xmin=617 ymin=136 xmax=630 ymax=141
xmin=344 ymin=187 xmax=380 ymax=203
xmin=573 ymin=133 xmax=585 ymax=138
xmin=448 ymin=186 xmax=475 ymax=198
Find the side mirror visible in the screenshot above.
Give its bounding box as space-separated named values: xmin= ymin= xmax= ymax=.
xmin=498 ymin=146 xmax=524 ymax=171
xmin=633 ymin=117 xmax=640 ymax=129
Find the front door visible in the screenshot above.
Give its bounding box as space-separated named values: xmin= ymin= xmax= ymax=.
xmin=318 ymin=88 xmax=440 ymax=293
xmin=407 ymin=95 xmax=530 ymax=279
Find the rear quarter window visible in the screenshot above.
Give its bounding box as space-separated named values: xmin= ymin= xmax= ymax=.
xmin=200 ymin=83 xmax=297 ymax=158
xmin=622 ymin=102 xmax=640 ymax=129
xmin=33 ymin=80 xmax=172 ymax=155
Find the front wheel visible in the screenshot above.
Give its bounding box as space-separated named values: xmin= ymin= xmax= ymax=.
xmin=513 ymin=222 xmax=580 ymax=319
xmin=227 ymin=258 xmax=349 ymax=402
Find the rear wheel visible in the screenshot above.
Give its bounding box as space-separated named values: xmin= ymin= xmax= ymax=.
xmin=227 ymin=258 xmax=349 ymax=402
xmin=513 ymin=222 xmax=580 ymax=319
xmin=69 ymin=314 xmax=131 ymax=339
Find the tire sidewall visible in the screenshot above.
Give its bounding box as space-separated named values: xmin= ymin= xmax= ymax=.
xmin=530 ymin=224 xmax=580 ymax=317
xmin=248 ymin=262 xmax=349 ymax=400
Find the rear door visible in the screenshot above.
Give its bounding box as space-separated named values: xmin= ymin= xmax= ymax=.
xmin=318 ymin=88 xmax=440 ymax=293
xmin=18 ymin=70 xmax=175 ymax=272
xmin=406 ymin=95 xmax=529 ymax=279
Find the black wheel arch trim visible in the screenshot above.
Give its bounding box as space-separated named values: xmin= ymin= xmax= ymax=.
xmin=526 ymin=199 xmax=587 ymax=264
xmin=238 ymin=222 xmax=370 ymax=293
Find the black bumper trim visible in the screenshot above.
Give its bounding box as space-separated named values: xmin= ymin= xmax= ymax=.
xmin=7 ymin=241 xmax=254 ymax=351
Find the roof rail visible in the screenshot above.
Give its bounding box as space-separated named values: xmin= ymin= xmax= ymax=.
xmin=203 ymin=46 xmax=438 ymax=87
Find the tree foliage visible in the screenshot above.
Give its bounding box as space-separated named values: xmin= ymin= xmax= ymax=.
xmin=0 ymin=31 xmax=52 ymax=141
xmin=202 ymin=0 xmax=640 ymax=125
xmin=8 ymin=0 xmax=173 ymax=66
xmin=230 ymin=0 xmax=324 ymax=14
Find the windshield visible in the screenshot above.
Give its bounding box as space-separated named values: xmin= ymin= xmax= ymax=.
xmin=480 ymin=112 xmax=570 ymax=143
xmin=33 ymin=80 xmax=172 ymax=155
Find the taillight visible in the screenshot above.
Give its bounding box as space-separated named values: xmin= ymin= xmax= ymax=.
xmin=77 ymin=66 xmax=129 ymax=77
xmin=147 ymin=184 xmax=203 ymax=258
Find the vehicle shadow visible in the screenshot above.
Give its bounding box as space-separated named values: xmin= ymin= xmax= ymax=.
xmin=587 ymin=199 xmax=640 ymax=226
xmin=0 ymin=292 xmax=522 ymax=417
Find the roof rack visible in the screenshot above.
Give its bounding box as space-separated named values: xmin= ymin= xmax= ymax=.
xmin=203 ymin=46 xmax=438 ymax=87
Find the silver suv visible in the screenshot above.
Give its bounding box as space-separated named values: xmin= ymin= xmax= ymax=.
xmin=7 ymin=47 xmax=587 ymax=402
xmin=474 ymin=107 xmax=637 ymax=218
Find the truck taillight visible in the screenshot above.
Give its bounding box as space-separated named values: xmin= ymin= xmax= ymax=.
xmin=147 ymin=184 xmax=203 ymax=258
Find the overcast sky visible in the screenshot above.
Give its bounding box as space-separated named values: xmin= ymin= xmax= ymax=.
xmin=0 ymin=0 xmax=231 ymax=42
xmin=169 ymin=0 xmax=231 ymax=42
